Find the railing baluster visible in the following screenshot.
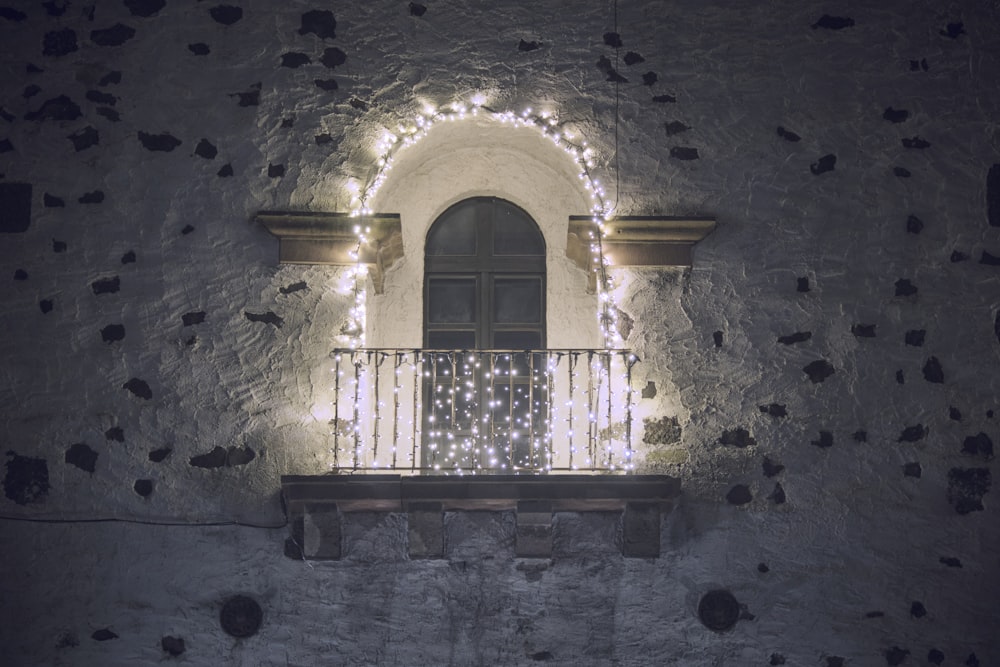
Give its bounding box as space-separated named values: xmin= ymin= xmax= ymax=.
xmin=352 ymin=351 xmax=361 ymax=471
xmin=332 ymin=353 xmax=341 ymax=469
xmin=372 ymin=351 xmax=381 ymax=466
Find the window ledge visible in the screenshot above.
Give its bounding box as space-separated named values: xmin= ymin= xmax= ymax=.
xmin=257 ymin=211 xmax=403 ymax=293
xmin=566 ymin=216 xmax=716 ymax=277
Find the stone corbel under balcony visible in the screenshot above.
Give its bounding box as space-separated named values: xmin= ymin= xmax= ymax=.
xmin=257 ymin=211 xmax=403 ymax=294
xmin=566 ymin=216 xmax=716 ymax=289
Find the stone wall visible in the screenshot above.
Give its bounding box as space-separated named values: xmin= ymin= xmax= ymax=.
xmin=1 ymin=1 xmax=997 ymax=665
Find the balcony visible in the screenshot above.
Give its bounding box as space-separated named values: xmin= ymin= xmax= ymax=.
xmin=325 ymin=347 xmax=640 ymax=474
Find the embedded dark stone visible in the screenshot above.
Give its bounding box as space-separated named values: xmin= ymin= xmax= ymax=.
xmin=245 ymin=311 xmax=283 ymax=327
xmin=98 ymin=71 xmax=122 ymax=86
xmin=895 ymin=279 xmax=917 ymax=296
xmin=928 ymin=649 xmax=944 ymax=665
xmin=217 ymin=163 xmax=234 ymax=177
xmin=91 ymin=24 xmax=136 ymax=47
xmin=188 ymin=43 xmax=210 ymax=55
xmin=3 ymin=453 xmax=49 ymax=505
xmin=321 ymin=47 xmax=347 ymax=69
xmin=966 ymin=654 xmax=980 ymax=667
xmin=22 ymin=84 xmax=40 ymax=98
xmin=866 ymin=611 xmax=885 ymax=618
xmin=961 ymin=432 xmax=993 ymax=459
xmin=770 ymin=655 xmax=786 ymax=666
xmin=852 ymin=323 xmax=876 ymax=338
xmin=42 ymin=1 xmax=67 ymax=16
xmin=161 ymin=636 xmax=185 ymax=656
xmin=190 ymin=446 xmax=255 ymax=468
xmin=220 ymin=595 xmax=262 ymax=638
xmin=24 ymin=95 xmax=82 ymax=121
xmin=988 ymin=410 xmax=994 ymax=418
xmin=409 ymin=3 xmax=427 ymax=17
xmin=624 ymin=51 xmax=644 ymax=65
xmin=0 ymin=138 xmax=13 ymax=152
xmin=896 ymin=370 xmax=904 ymax=384
xmin=0 ymin=7 xmax=27 ymax=20
xmin=314 ymin=78 xmax=339 ymax=91
xmin=517 ymin=39 xmax=539 ymax=51
xmin=762 ymin=456 xmax=785 ymax=477
xmin=96 ymin=107 xmax=121 ymax=122
xmin=980 ymin=250 xmax=1000 ymax=266
xmin=826 ymin=659 xmax=845 ymax=667
xmin=642 ymin=72 xmax=658 ymax=86
xmin=811 ymin=431 xmax=834 ymax=448
xmin=182 ymin=311 xmax=206 ymax=326
xmin=811 ymin=15 xmax=854 ymax=29
xmin=231 ymin=83 xmax=261 ymax=107
xmin=123 ymin=378 xmax=152 ymax=400
xmin=883 ymin=107 xmax=909 ymax=123
xmin=797 ymin=276 xmax=810 ymax=292
xmin=101 ymin=323 xmax=125 ymax=342
xmin=52 ymin=239 xmax=67 ymax=252
xmin=603 ymin=32 xmax=623 ymax=48
xmin=758 ymin=563 xmax=769 ymax=573
xmin=348 ymin=98 xmax=368 ymax=111
xmin=949 ymin=407 xmax=962 ymax=420
xmin=939 ymin=556 xmax=962 ymax=567
xmin=910 ymin=601 xmax=926 ymax=618
xmin=652 ymin=94 xmax=676 ymax=103
xmin=768 ymin=482 xmax=786 ymax=504
xmin=923 ymin=356 xmax=944 ymax=383
xmin=698 ymin=590 xmax=740 ymax=630
xmin=194 ymin=139 xmax=217 ymax=159
xmin=86 ymin=90 xmax=117 ymax=106
xmin=14 ymin=269 xmax=28 ymax=280
xmin=79 ymin=190 xmax=104 ymax=204
xmin=725 ymin=484 xmax=752 ymax=505
xmin=906 ymin=215 xmax=923 ymax=234
xmin=804 ymin=360 xmax=834 ymax=382
xmin=894 ymin=166 xmax=911 ymax=178
xmin=315 ymin=133 xmax=333 ymax=145
xmin=280 ymin=52 xmax=310 ymax=68
xmin=149 ymin=448 xmax=172 ymax=462
xmin=670 ymin=146 xmax=699 ymax=160
xmin=134 ymin=479 xmax=153 ymax=496
xmin=903 ymin=462 xmax=922 ymax=478
xmin=640 ymin=381 xmax=656 ymax=399
xmin=946 ymin=467 xmax=991 ymax=514
xmin=280 ymin=281 xmax=307 ymax=295
xmin=268 ymin=163 xmax=285 ymax=178
xmin=778 ymin=330 xmax=814 ymax=351
xmin=720 ymin=427 xmax=755 ymax=448
xmin=125 ymin=0 xmax=165 ymax=17
xmin=898 ymin=424 xmax=926 ymax=442
xmin=0 ymin=182 xmax=31 ymax=233
xmin=810 ymin=154 xmax=836 ymax=175
xmin=909 ymin=58 xmax=929 ymax=71
xmin=759 ymin=403 xmax=787 ymax=418
xmin=210 ymin=5 xmax=242 ymax=25
xmin=777 ymin=126 xmax=801 ymax=142
xmin=284 ymin=536 xmax=303 ymax=559
xmin=91 ymin=629 xmax=118 ymax=641
xmin=39 ymin=299 xmax=54 ymax=313
xmin=664 ymin=121 xmax=690 ymax=136
xmin=65 ymin=443 xmax=98 ymax=473
xmin=988 ymin=165 xmax=1000 ymax=227
xmin=280 ymin=118 xmax=294 ymax=127
xmin=181 ymin=224 xmax=194 ymax=235
xmin=642 ymin=415 xmax=682 ymax=445
xmin=105 ymin=426 xmax=124 ymax=442
xmin=940 ymin=22 xmax=965 ymax=39
xmin=25 ymin=63 xmax=43 ymax=73
xmin=905 ymin=330 xmax=925 ymax=346
xmin=91 ymin=276 xmax=120 ymax=294
xmin=43 ymin=29 xmax=78 ymax=56
xmin=299 ymin=9 xmax=336 ymax=39
xmin=902 ymin=136 xmax=930 ymax=149
xmin=885 ymin=647 xmax=909 ymax=665
xmin=713 ymin=330 xmax=723 ymax=347
xmin=950 ymin=250 xmax=969 ymax=262
xmin=138 ymin=131 xmax=182 ymax=151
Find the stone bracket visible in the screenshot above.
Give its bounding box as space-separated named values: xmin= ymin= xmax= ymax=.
xmin=623 ymin=501 xmax=662 ymax=558
xmin=515 ymin=500 xmax=553 ymax=558
xmin=287 ymin=501 xmax=342 ymax=560
xmin=407 ymin=501 xmax=444 ymax=559
xmin=256 ymin=211 xmax=403 ymax=294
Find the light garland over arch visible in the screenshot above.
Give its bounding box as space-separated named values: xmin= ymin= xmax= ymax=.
xmin=342 ymin=99 xmax=625 ymax=350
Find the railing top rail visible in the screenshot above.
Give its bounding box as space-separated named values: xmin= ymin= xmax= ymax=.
xmin=332 ymin=347 xmax=636 ymax=355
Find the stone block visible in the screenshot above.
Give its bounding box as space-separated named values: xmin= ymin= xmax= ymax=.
xmin=291 ymin=502 xmax=341 ymax=559
xmin=516 ymin=500 xmax=552 ymax=558
xmin=623 ymin=502 xmax=660 ymax=557
xmin=407 ymin=502 xmax=443 ymax=559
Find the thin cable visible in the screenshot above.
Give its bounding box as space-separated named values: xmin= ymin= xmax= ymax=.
xmin=613 ymin=0 xmax=621 ymax=212
xmin=0 ymin=514 xmax=287 ymax=529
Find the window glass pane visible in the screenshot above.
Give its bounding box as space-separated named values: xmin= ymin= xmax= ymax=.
xmin=426 ymin=330 xmax=476 ymax=349
xmin=493 ymin=331 xmax=541 ymax=350
xmin=427 ymin=279 xmax=476 ymax=323
xmin=494 ymin=278 xmax=541 ymax=323
xmin=493 ymin=200 xmax=544 ymax=255
xmin=426 ymin=201 xmax=477 ymax=255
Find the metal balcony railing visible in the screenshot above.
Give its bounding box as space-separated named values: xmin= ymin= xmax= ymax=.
xmin=328 ymin=348 xmax=639 ymax=474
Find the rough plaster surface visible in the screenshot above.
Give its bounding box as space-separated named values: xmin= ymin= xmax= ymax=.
xmin=1 ymin=0 xmax=999 ymax=664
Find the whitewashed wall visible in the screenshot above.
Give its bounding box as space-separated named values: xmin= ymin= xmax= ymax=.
xmin=1 ymin=1 xmax=998 ymax=665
